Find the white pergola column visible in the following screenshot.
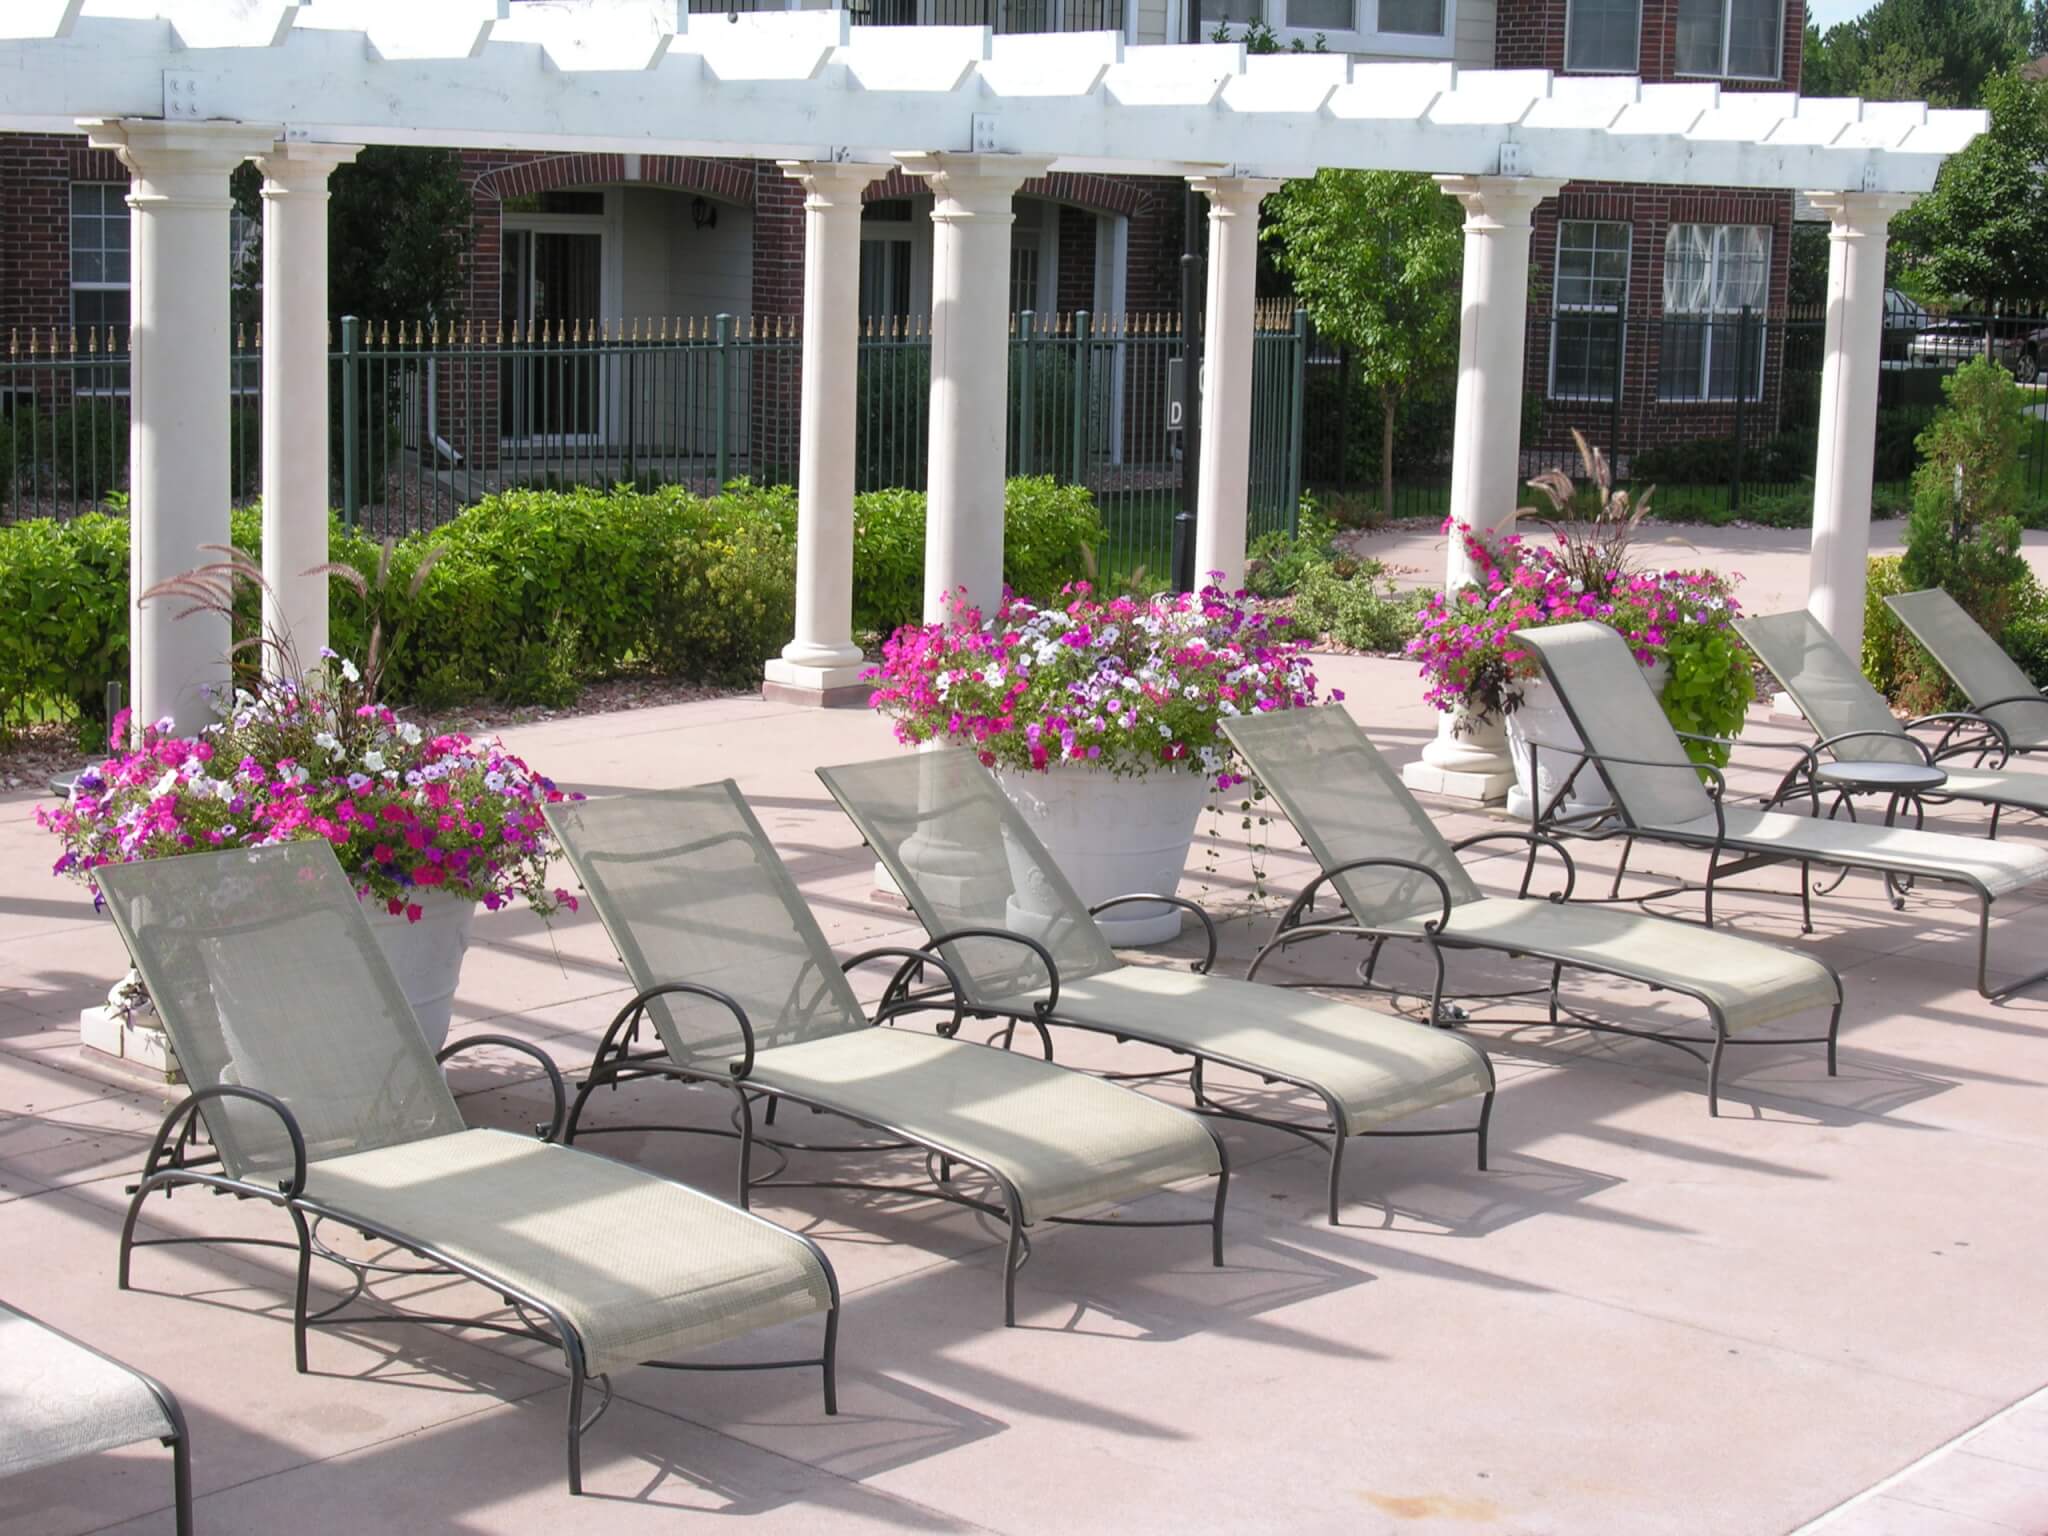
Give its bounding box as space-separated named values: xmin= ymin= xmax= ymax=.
xmin=764 ymin=158 xmax=892 ymax=705
xmin=256 ymin=141 xmax=359 ymax=678
xmin=897 ymin=152 xmax=1052 ymax=622
xmin=85 ymin=119 xmax=279 ymax=737
xmin=1189 ymin=174 xmax=1282 ymax=592
xmin=1404 ymin=174 xmax=1565 ymax=803
xmin=1804 ymin=191 xmax=1917 ymax=662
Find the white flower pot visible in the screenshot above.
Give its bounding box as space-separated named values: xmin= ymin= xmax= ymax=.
xmin=1506 ymin=657 xmax=1669 ymax=823
xmin=993 ymin=765 xmax=1211 ymax=947
xmin=361 ymin=892 xmax=478 ymax=1051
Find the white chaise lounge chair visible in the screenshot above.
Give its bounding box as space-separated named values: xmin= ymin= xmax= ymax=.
xmin=819 ymin=750 xmax=1497 ymax=1225
xmin=1886 ymin=586 xmax=2048 ymax=762
xmin=98 ymin=842 xmax=840 ymax=1496
xmin=1517 ymin=620 xmax=2048 ymax=1000
xmin=545 ymin=784 xmax=1228 ymax=1328
xmin=1222 ymin=706 xmax=1843 ymax=1114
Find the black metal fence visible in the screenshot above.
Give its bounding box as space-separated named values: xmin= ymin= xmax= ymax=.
xmin=687 ymin=0 xmax=1127 ymax=28
xmin=0 ymin=308 xmax=1309 ymax=586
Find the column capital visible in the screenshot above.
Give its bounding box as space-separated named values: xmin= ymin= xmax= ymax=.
xmin=255 ymin=141 xmax=363 ymax=188
xmin=894 ymin=152 xmax=1054 ymax=217
xmin=778 ymin=159 xmax=893 ymax=210
xmin=1186 ymin=173 xmax=1285 ymax=211
xmin=80 ymin=119 xmax=282 ymax=194
xmin=1432 ymin=174 xmax=1567 ymax=230
xmin=1804 ymin=190 xmax=1919 ymax=237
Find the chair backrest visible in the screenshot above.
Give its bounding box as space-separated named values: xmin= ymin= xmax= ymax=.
xmin=818 ymin=750 xmax=1121 ymax=1008
xmin=1515 ymin=620 xmax=1717 ymax=829
xmin=96 ymin=843 xmax=465 ymax=1184
xmin=1221 ymin=707 xmax=1483 ymax=924
xmin=544 ymin=785 xmax=868 ymax=1074
xmin=1886 ymin=587 xmax=2048 ymax=748
xmin=1734 ymin=609 xmax=1922 ymax=766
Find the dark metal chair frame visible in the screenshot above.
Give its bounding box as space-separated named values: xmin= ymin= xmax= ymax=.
xmin=119 ymin=1034 xmax=840 ymax=1496
xmin=1235 ymin=823 xmax=1843 ymax=1118
xmin=819 ymin=776 xmax=1493 ymax=1227
xmin=557 ymin=827 xmax=1229 ymax=1329
xmin=5 ymin=1305 xmax=194 ymax=1536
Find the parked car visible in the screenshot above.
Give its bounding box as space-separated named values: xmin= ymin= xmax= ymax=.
xmin=1906 ymin=316 xmax=2048 ymax=382
xmin=1882 ymin=288 xmax=1928 ymax=362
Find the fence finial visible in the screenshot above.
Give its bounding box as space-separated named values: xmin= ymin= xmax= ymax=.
xmin=253 ymin=323 xmax=263 ymax=350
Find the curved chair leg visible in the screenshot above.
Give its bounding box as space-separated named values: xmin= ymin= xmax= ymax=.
xmin=565 ymin=1370 xmax=585 ymax=1496
xmin=1547 ymin=962 xmax=1564 ymax=1026
xmin=290 ymin=1207 xmax=314 ymax=1374
xmin=733 ymin=1087 xmax=756 ymax=1210
xmin=1206 ymin=1125 xmax=1231 ymax=1267
xmin=1707 ymin=1023 xmax=1728 ymax=1117
xmin=1475 ymin=1091 xmax=1494 ymax=1172
xmin=168 ymin=1429 xmax=193 ymax=1536
xmin=1608 ymin=836 xmax=1635 ymax=901
xmin=1325 ymin=1131 xmax=1347 ymax=1227
xmin=1826 ymin=1001 xmax=1842 ymax=1076
xmin=821 ymin=1304 xmax=840 ymax=1415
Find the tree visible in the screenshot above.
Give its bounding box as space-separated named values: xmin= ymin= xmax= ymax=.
xmin=1893 ymin=69 xmax=2048 ymax=304
xmin=1806 ymin=0 xmax=2028 ymax=106
xmin=232 ymin=147 xmax=473 ymax=322
xmin=1262 ymin=171 xmax=1462 ymax=518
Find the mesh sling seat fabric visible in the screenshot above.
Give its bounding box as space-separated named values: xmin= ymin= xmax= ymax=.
xmin=0 ymin=1303 xmax=192 ymax=1535
xmin=816 ymin=750 xmax=1495 ymax=1225
xmin=1222 ymin=707 xmax=1843 ymax=1114
xmin=1516 ymin=620 xmax=2048 ymax=1000
xmin=1735 ymin=608 xmax=2048 ymax=827
xmin=543 ymin=785 xmax=1226 ymax=1328
xmin=95 ymin=843 xmax=837 ymax=1497
xmin=1886 ymin=587 xmax=2048 ymax=756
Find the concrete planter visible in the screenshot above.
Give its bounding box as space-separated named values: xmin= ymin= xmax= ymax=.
xmin=1506 ymin=657 xmax=1669 ymax=823
xmin=993 ymin=765 xmax=1211 ymax=947
xmin=360 ymin=892 xmax=479 ymax=1052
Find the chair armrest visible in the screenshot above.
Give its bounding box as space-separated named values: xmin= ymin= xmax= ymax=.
xmin=924 ymin=926 xmax=1062 ymax=1017
xmin=144 ymin=1085 xmax=308 ymax=1198
xmin=839 ymin=945 xmax=969 ymax=1035
xmin=1969 ymin=692 xmax=2048 ymax=713
xmin=436 ymin=1035 xmax=568 ymax=1143
xmin=1808 ymin=726 xmax=1937 ymax=766
xmin=1089 ymin=893 xmax=1219 ymax=974
xmin=1448 ymin=828 xmax=1578 ymax=903
xmin=605 ymin=981 xmax=759 ymax=1081
xmin=1282 ymin=856 xmax=1454 ymax=936
xmin=1906 ymin=710 xmax=2014 ymax=766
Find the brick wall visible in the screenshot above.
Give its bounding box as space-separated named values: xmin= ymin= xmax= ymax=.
xmin=1495 ymin=0 xmax=1802 ymax=86
xmin=1 ymin=135 xmax=126 ymax=343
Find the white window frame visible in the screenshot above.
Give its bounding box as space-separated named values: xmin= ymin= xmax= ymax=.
xmin=499 ymin=194 xmax=620 ymax=447
xmin=1673 ymin=0 xmax=1784 ymax=81
xmin=1548 ymin=218 xmax=1631 ymax=402
xmin=1195 ymin=0 xmax=1457 ymax=58
xmin=1659 ymin=222 xmax=1771 ymax=403
xmin=1562 ymin=0 xmax=1643 ymax=73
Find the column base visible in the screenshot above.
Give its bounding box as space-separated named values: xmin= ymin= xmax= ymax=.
xmin=1769 ymin=690 xmax=1806 ymax=724
xmin=762 ymin=656 xmax=871 ymax=708
xmin=1401 ymin=758 xmax=1515 ymax=805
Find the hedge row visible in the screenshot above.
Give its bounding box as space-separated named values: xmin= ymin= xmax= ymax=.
xmin=0 ymin=477 xmax=1103 ymax=729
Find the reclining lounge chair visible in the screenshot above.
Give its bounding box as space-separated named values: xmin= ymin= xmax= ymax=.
xmin=1885 ymin=587 xmax=2048 ymax=762
xmin=1736 ymin=607 xmax=2048 ymax=835
xmin=544 ymin=785 xmax=1227 ymax=1327
xmin=98 ymin=842 xmax=839 ymax=1496
xmin=817 ymin=750 xmax=1496 ymax=1225
xmin=1222 ymin=707 xmax=1843 ymax=1113
xmin=0 ymin=1302 xmax=191 ymax=1534
xmin=1515 ymin=620 xmax=2048 ymax=1000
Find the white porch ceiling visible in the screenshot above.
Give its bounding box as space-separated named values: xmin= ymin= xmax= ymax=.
xmin=0 ymin=0 xmax=1987 ymax=191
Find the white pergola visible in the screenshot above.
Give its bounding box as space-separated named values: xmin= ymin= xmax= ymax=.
xmin=0 ymin=1 xmax=1985 ymax=791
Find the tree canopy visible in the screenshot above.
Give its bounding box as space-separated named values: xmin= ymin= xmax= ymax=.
xmin=1804 ymin=0 xmax=2030 ymax=104
xmin=1262 ymin=170 xmax=1462 ymax=515
xmin=1893 ymin=68 xmax=2048 ymax=304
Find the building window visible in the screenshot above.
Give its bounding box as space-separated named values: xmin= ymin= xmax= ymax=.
xmin=1009 ymin=246 xmax=1041 ymax=318
xmin=1375 ymin=0 xmax=1443 ymax=32
xmin=1564 ymin=0 xmax=1639 ymax=71
xmin=1675 ymin=0 xmax=1782 ymax=79
xmin=1198 ymin=0 xmax=1261 ymax=24
xmin=1659 ymin=223 xmax=1770 ymax=402
xmin=70 ymin=184 xmax=131 ymax=392
xmin=859 ymin=201 xmax=914 ymax=324
xmin=1549 ymin=220 xmax=1630 ymax=401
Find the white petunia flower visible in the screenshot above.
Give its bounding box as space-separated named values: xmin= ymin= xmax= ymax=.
xmin=361 ymin=750 xmax=386 ymax=773
xmin=339 ymin=658 xmax=361 ymax=683
xmin=396 ymin=721 xmax=423 ymax=745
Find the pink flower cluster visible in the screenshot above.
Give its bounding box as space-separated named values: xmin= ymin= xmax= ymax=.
xmin=865 ymin=580 xmax=1336 ymax=790
xmin=1406 ymin=520 xmax=1742 ymax=720
xmin=39 ymin=667 xmax=582 ymax=923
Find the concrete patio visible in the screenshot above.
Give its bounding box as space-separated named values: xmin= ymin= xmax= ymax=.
xmin=5 ymin=651 xmax=2048 ymax=1535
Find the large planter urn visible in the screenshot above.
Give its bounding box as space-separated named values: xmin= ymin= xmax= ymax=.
xmin=360 ymin=892 xmax=479 ymax=1050
xmin=1505 ymin=656 xmax=1670 ymax=823
xmin=993 ymin=766 xmax=1211 ymax=947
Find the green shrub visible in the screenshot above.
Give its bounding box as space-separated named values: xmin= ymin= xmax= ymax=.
xmin=1244 ymin=507 xmax=1339 ymax=598
xmin=2001 ymin=575 xmax=2048 ymax=690
xmin=0 ymin=513 xmax=130 ymax=734
xmin=850 ymin=488 xmax=929 ymax=636
xmin=1291 ymin=560 xmax=1424 ymax=652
